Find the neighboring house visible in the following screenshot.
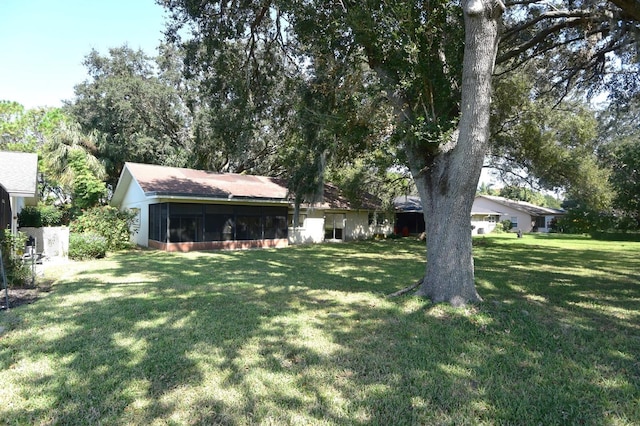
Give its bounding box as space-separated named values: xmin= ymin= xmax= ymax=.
xmin=0 ymin=151 xmax=38 ymax=235
xmin=111 ymin=162 xmax=391 ymax=252
xmin=471 ymin=195 xmax=565 ymax=235
xmin=393 ymin=195 xmax=425 ymax=236
xmin=392 ymin=193 xmax=564 ymax=236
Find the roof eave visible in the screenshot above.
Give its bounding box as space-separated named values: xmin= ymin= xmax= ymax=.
xmin=145 ymin=192 xmax=290 ymax=204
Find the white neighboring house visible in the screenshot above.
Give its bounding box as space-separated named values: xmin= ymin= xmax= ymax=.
xmin=110 ymin=162 xmax=391 ymax=252
xmin=471 ymin=195 xmax=565 ymax=235
xmin=0 ymin=151 xmax=38 ymax=235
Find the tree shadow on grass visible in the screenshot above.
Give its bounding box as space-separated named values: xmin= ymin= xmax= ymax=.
xmin=1 ymin=238 xmax=639 ymax=424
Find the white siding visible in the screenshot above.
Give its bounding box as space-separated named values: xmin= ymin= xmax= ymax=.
xmin=471 ymin=214 xmax=498 ymax=235
xmin=472 ymin=197 xmax=533 ymax=233
xmin=288 ymin=210 xmax=325 ymax=244
xmin=288 ymin=208 xmax=392 ymax=244
xmin=118 ymin=178 xmax=150 ymax=247
xmin=345 ymin=211 xmax=368 ymax=240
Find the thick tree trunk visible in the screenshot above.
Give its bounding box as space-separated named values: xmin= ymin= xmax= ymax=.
xmin=412 ymin=0 xmax=504 ymax=306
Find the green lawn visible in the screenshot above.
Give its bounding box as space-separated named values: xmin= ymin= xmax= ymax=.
xmin=1 ymin=235 xmax=639 ymax=425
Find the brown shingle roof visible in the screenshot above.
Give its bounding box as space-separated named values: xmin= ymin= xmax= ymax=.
xmin=125 ymin=162 xmax=288 ymax=200
xmin=320 ymin=183 xmax=381 ymax=210
xmin=117 ymin=162 xmax=381 ymax=210
xmin=295 ymin=182 xmax=381 ymax=210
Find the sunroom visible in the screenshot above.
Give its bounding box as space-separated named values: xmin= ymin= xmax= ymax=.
xmin=147 ymin=202 xmax=288 ymax=251
xmin=111 ymin=162 xmax=291 ymax=252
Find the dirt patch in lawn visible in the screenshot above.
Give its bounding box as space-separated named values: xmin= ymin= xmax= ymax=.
xmin=1 ymin=282 xmax=52 ymax=310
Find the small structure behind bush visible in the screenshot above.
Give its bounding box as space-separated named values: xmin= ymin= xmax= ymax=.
xmin=20 ymin=227 xmax=69 ymax=259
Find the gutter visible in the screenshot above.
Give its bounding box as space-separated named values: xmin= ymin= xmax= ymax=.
xmin=144 ymin=192 xmax=290 ymax=205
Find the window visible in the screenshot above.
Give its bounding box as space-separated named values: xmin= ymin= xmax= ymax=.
xmin=324 ymin=213 xmax=345 ymax=240
xmin=510 ymin=216 xmax=519 ymax=229
xmin=129 ymin=208 xmax=141 ymax=232
xmin=204 ymin=214 xmax=235 ymax=241
xmin=205 ymin=205 xmax=234 ymax=241
xmin=288 ymin=213 xmax=306 ymax=227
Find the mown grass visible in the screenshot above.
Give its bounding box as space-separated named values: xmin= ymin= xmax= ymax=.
xmin=1 ymin=234 xmax=638 ymax=425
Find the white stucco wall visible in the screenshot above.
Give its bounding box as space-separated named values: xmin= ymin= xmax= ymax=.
xmin=288 ymin=209 xmax=392 ymax=244
xmin=288 ymin=210 xmax=325 ymax=244
xmin=117 ymin=179 xmax=150 ymax=247
xmin=345 ymin=211 xmax=368 ymax=240
xmin=344 ymin=211 xmax=393 ymax=240
xmin=472 ymin=197 xmax=533 ymax=234
xmin=20 ymin=226 xmax=69 ymax=258
xmin=471 ymin=215 xmax=499 ymax=235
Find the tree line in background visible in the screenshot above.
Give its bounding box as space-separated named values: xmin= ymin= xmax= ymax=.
xmin=0 ymin=0 xmax=638 ymax=303
xmin=2 ymin=49 xmax=636 ymax=232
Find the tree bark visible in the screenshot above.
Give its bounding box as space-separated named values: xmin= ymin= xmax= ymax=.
xmin=412 ymin=0 xmax=504 ymax=306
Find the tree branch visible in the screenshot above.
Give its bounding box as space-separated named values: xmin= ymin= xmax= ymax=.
xmin=502 ymin=10 xmax=593 ymax=40
xmin=608 ymin=0 xmax=640 ymax=21
xmin=498 ymin=15 xmax=601 ymax=64
xmin=386 ymin=278 xmax=424 ymax=298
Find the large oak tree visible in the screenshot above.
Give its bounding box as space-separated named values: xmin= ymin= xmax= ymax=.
xmin=160 ymin=0 xmax=636 ymax=305
xmin=161 ymin=0 xmax=503 ymax=305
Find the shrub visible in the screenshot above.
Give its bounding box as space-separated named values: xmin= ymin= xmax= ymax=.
xmin=18 ymin=203 xmax=64 ymax=227
xmin=0 ymin=230 xmax=32 ymax=287
xmin=70 ymin=206 xmax=136 ymax=251
xmin=68 ymin=232 xmax=107 ymax=260
xmin=492 ymin=220 xmax=512 ymax=234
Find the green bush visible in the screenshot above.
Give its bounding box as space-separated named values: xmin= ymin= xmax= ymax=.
xmin=70 ymin=206 xmax=135 ymax=251
xmin=0 ymin=230 xmax=32 ymax=287
xmin=68 ymin=232 xmax=107 ymax=260
xmin=492 ymin=220 xmax=513 ymax=234
xmin=17 ymin=203 xmax=64 ymax=227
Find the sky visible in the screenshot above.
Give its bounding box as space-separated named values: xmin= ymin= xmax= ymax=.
xmin=0 ymin=0 xmax=168 ymax=109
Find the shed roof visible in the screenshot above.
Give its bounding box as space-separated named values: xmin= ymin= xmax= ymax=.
xmin=0 ymin=151 xmax=38 ymax=197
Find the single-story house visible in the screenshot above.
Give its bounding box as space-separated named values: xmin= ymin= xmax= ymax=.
xmin=392 ymin=193 xmax=565 ymax=236
xmin=111 ymin=162 xmax=391 ymax=251
xmin=393 ymin=195 xmax=425 ymax=236
xmin=471 ymin=195 xmax=565 ymax=235
xmin=0 ymin=151 xmax=38 ymax=235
